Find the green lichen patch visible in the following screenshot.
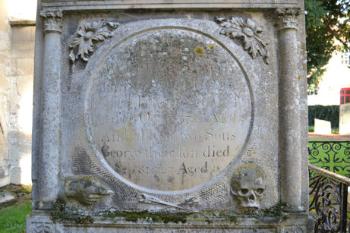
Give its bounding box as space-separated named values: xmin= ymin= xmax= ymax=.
xmin=207 ymin=44 xmax=215 ymax=50
xmin=194 ymin=46 xmax=206 ymax=56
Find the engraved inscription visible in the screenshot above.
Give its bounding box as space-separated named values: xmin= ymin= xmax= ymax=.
xmin=85 ymin=28 xmax=252 ymax=191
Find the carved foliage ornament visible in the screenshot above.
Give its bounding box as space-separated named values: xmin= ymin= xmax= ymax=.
xmin=40 ymin=10 xmax=63 ymax=33
xmin=69 ymin=21 xmax=120 ymax=64
xmin=215 ymin=16 xmax=269 ymax=64
xmin=276 ymin=8 xmax=301 ymax=29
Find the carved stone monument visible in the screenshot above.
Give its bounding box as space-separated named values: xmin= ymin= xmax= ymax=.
xmin=27 ymin=0 xmax=310 ymax=232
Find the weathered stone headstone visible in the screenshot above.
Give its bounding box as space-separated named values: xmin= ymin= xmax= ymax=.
xmin=340 ymin=103 xmax=350 ymax=135
xmin=27 ymin=1 xmax=309 ymax=232
xmin=314 ymin=119 xmax=332 ymax=135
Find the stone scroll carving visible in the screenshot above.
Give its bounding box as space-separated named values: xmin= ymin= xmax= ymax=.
xmin=230 ymin=163 xmax=266 ymax=209
xmin=69 ymin=21 xmax=120 ymax=65
xmin=64 ymin=176 xmax=113 ymax=206
xmin=215 ymin=16 xmax=269 ymax=64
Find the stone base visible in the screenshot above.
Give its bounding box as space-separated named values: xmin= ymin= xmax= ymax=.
xmin=0 ymin=176 xmax=10 ymax=187
xmin=27 ymin=211 xmax=311 ymax=233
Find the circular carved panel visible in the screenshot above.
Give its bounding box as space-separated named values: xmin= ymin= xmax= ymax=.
xmin=85 ymin=28 xmax=252 ymax=192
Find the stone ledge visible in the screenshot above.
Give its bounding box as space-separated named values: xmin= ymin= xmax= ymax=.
xmin=27 ymin=211 xmax=309 ymax=233
xmin=41 ymin=0 xmax=300 ymax=10
xmin=9 ymin=20 xmax=36 ymax=27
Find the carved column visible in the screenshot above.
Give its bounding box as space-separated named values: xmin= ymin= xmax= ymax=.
xmin=277 ymin=8 xmax=303 ymax=212
xmin=37 ymin=10 xmax=63 ymax=209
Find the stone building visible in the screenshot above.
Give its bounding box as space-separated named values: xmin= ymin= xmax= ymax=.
xmin=308 ymin=50 xmax=350 ymax=106
xmin=0 ymin=0 xmax=36 ymax=186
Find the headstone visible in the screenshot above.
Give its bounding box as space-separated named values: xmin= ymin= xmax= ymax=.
xmin=0 ymin=191 xmax=16 ymax=205
xmin=314 ymin=119 xmax=332 ymax=135
xmin=340 ymin=103 xmax=350 ymax=135
xmin=27 ymin=1 xmax=309 ymax=232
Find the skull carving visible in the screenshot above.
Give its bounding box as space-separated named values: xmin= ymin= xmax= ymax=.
xmin=231 ymin=164 xmax=266 ymax=209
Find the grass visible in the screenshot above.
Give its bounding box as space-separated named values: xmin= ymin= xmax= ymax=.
xmin=308 ymin=126 xmax=314 ymax=132
xmin=0 ymin=200 xmax=31 ymax=233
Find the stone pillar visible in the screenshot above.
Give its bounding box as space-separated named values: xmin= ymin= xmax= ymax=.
xmin=277 ymin=8 xmax=303 ymax=212
xmin=37 ymin=10 xmax=62 ymax=210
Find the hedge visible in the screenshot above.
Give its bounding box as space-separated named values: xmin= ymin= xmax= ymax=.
xmin=308 ymin=105 xmax=339 ymax=129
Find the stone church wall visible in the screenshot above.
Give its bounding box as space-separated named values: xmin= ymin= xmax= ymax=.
xmin=0 ymin=0 xmax=35 ymax=186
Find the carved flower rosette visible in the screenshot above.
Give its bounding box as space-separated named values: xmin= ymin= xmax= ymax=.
xmin=215 ymin=17 xmax=269 ymax=64
xmin=69 ymin=21 xmax=120 ymax=65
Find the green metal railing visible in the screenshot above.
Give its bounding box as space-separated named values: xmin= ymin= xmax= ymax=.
xmin=308 ymin=141 xmax=350 ymax=233
xmin=308 ymin=141 xmax=350 ymax=177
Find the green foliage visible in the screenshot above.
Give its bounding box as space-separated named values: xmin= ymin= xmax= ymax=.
xmin=308 ymin=105 xmax=339 ymax=129
xmin=305 ymin=0 xmax=350 ymax=93
xmin=0 ymin=200 xmax=31 ymax=233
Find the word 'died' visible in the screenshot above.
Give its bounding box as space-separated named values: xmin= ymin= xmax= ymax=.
xmin=102 ymin=144 xmax=231 ymax=160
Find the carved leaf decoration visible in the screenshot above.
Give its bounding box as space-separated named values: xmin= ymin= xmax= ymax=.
xmin=69 ymin=21 xmax=120 ymax=64
xmin=215 ymin=16 xmax=269 ymax=64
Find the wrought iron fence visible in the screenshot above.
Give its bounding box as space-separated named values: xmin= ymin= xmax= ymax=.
xmin=309 ymin=164 xmax=350 ymax=233
xmin=308 ymin=141 xmax=350 ymax=232
xmin=308 ymin=141 xmax=350 ymax=177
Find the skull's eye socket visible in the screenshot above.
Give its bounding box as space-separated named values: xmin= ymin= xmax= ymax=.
xmin=256 ymin=188 xmax=264 ymax=194
xmin=240 ymin=189 xmax=249 ymax=195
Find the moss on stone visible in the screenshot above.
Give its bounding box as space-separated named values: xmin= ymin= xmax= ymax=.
xmin=223 ymin=212 xmax=238 ymax=223
xmin=102 ymin=210 xmax=190 ymax=224
xmin=50 ymin=199 xmax=66 ymax=222
xmin=50 ymin=199 xmax=287 ymax=225
xmin=243 ymin=202 xmax=288 ymax=220
xmin=51 ymin=199 xmax=94 ymax=224
xmin=262 ymin=202 xmax=286 ymax=216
